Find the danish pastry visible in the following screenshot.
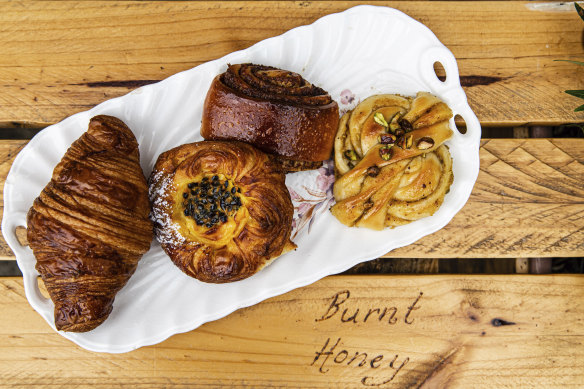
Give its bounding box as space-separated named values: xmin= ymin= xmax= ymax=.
xmin=26 ymin=115 xmax=153 ymax=332
xmin=332 ymin=92 xmax=454 ymax=230
xmin=149 ymin=140 xmax=296 ymax=283
xmin=201 ymin=63 xmax=339 ymax=172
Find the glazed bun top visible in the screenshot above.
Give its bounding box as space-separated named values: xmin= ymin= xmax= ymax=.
xmin=201 ymin=63 xmax=339 ymax=171
xmin=221 ymin=63 xmax=334 ymax=106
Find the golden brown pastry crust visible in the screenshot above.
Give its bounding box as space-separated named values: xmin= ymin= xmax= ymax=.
xmin=149 ymin=140 xmax=296 ymax=283
xmin=331 ymin=92 xmax=454 ymax=230
xmin=26 ymin=115 xmax=153 ymax=332
xmin=201 ymin=64 xmax=339 ymax=170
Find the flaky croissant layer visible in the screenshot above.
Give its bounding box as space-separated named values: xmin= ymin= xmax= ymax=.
xmin=27 ymin=115 xmax=153 ymax=332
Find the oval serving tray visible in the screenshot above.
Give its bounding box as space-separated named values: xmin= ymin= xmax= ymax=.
xmin=2 ymin=5 xmax=480 ymax=353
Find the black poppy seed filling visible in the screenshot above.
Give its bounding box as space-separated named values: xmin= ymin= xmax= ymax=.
xmin=182 ymin=175 xmax=242 ymax=228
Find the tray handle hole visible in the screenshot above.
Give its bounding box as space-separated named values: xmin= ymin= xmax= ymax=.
xmin=15 ymin=226 xmax=28 ymax=247
xmin=433 ymin=61 xmax=447 ymax=83
xmin=454 ymin=114 xmax=467 ymax=134
xmin=37 ymin=277 xmax=50 ymax=299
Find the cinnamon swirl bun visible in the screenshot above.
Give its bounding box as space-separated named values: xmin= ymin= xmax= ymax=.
xmin=331 ymin=92 xmax=454 ymax=230
xmin=201 ymin=63 xmax=339 ymax=172
xmin=149 ymin=140 xmax=296 ymax=283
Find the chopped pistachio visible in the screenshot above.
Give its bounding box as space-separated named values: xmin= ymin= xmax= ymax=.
xmin=417 ymin=137 xmax=435 ymax=150
xmin=366 ymin=165 xmax=380 ymax=177
xmin=395 ymin=135 xmax=405 ymax=149
xmin=389 ymin=114 xmax=401 ymax=133
xmin=379 ymin=134 xmax=396 ymax=144
xmin=373 ymin=112 xmax=389 ymax=128
xmin=344 ymin=149 xmax=358 ymax=161
xmin=379 ymin=145 xmax=393 ymax=160
xmin=398 ymin=118 xmax=413 ymax=132
xmin=405 ymin=134 xmax=413 ymax=149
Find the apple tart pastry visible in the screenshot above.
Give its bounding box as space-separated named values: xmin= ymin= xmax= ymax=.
xmin=149 ymin=141 xmax=296 ymax=283
xmin=331 ymin=92 xmax=454 ymax=230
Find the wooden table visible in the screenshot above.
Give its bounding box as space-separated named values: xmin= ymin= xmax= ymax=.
xmin=1 ymin=1 xmax=583 ymax=387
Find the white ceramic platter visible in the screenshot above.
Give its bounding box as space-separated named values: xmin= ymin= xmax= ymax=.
xmin=2 ymin=5 xmax=481 ymax=353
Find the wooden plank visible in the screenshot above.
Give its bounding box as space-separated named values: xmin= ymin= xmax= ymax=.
xmin=0 ymin=141 xmax=27 ymax=259
xmin=388 ymin=138 xmax=584 ymax=258
xmin=0 ymin=275 xmax=583 ymax=387
xmin=1 ymin=1 xmax=583 ymax=127
xmin=0 ymin=138 xmax=583 ymax=260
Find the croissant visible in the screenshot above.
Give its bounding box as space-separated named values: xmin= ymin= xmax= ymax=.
xmin=149 ymin=140 xmax=296 ymax=283
xmin=26 ymin=115 xmax=153 ymax=332
xmin=201 ymin=63 xmax=339 ymax=172
xmin=331 ymin=92 xmax=454 ymax=230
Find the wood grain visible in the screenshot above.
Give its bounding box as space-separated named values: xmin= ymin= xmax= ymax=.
xmin=0 ymin=138 xmax=582 ymax=260
xmin=388 ymin=138 xmax=584 ymax=258
xmin=1 ymin=1 xmax=583 ymax=127
xmin=1 ymin=275 xmax=583 ymax=388
xmin=0 ymin=141 xmax=27 ymax=258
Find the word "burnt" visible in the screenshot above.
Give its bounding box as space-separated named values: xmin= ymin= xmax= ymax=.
xmin=315 ymin=290 xmax=423 ymax=324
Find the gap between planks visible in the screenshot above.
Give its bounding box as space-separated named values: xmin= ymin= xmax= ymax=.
xmin=0 ymin=1 xmax=583 ymax=126
xmin=0 ymin=138 xmax=582 ymax=260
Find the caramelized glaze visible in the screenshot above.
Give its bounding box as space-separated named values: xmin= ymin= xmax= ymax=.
xmin=26 ymin=115 xmax=153 ymax=332
xmin=201 ymin=64 xmax=339 ymax=168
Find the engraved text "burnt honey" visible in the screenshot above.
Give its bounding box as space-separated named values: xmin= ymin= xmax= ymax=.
xmin=311 ymin=337 xmax=410 ymax=386
xmin=315 ymin=290 xmax=423 ymax=325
